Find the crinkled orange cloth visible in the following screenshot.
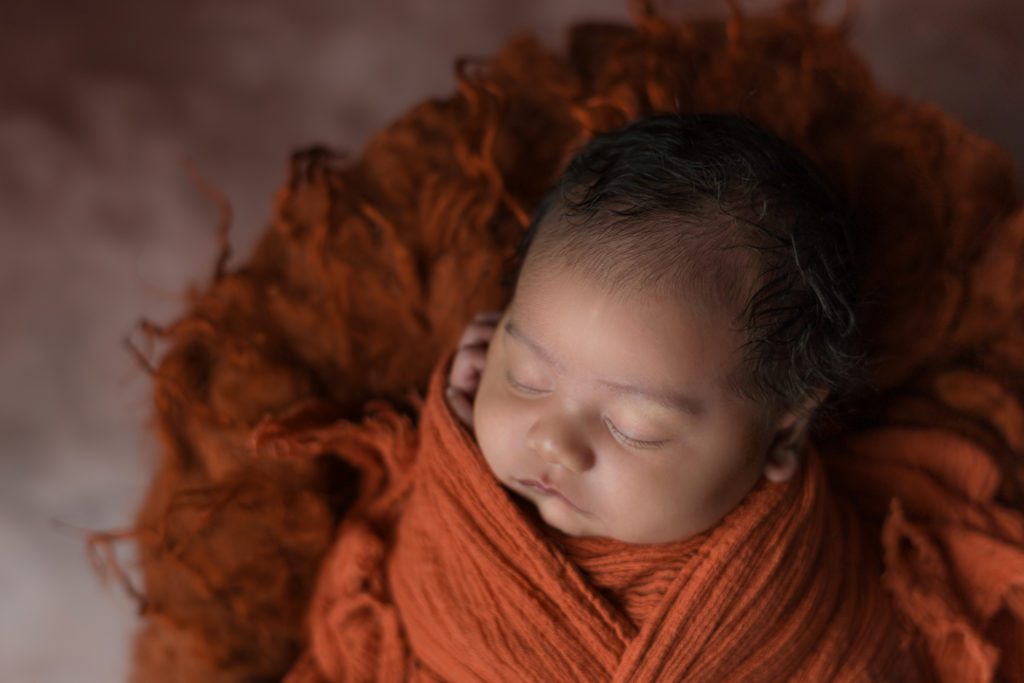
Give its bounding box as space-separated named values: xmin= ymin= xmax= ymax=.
xmin=284 ymin=350 xmax=943 ymax=682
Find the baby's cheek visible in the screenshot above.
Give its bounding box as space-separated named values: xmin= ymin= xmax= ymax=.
xmin=472 ymin=379 xmax=516 ymax=478
xmin=471 ymin=350 xmax=501 ymax=429
xmin=591 ymin=464 xmax=678 ymax=542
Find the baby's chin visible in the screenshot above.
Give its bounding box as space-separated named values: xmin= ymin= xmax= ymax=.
xmin=537 ymin=505 xmax=592 ymax=537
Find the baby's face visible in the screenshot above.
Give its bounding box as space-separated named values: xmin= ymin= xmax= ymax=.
xmin=472 ymin=262 xmax=779 ymax=544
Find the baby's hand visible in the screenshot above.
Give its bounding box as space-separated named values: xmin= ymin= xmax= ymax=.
xmin=446 ymin=310 xmax=502 ymax=430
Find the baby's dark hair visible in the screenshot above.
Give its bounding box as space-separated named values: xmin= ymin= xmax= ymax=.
xmin=503 ymin=113 xmax=864 ymax=421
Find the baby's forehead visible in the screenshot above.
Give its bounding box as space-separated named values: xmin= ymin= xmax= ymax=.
xmin=514 ymin=249 xmax=747 ymax=346
xmin=528 ymin=212 xmax=759 ymax=308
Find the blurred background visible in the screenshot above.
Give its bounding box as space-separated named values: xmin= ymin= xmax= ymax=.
xmin=1 ymin=0 xmax=1022 ymax=680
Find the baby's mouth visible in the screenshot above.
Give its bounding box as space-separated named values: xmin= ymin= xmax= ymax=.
xmin=515 ymin=478 xmax=590 ymax=515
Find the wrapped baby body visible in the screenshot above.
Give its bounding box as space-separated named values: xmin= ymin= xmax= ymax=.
xmin=284 ymin=351 xmax=932 ymax=682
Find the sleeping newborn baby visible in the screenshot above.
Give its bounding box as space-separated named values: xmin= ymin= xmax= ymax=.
xmin=290 ymin=113 xmax=939 ymax=682
xmin=444 ymin=112 xmax=851 ymax=544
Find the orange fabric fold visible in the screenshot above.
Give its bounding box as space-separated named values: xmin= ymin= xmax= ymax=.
xmin=539 ymin=518 xmax=707 ymax=628
xmin=828 ymin=428 xmax=1024 ymax=682
xmin=286 ymin=352 xmax=954 ymax=682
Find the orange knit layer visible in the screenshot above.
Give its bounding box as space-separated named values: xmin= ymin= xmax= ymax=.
xmin=539 ymin=513 xmax=707 ymax=628
xmin=286 ymin=351 xmax=937 ymax=682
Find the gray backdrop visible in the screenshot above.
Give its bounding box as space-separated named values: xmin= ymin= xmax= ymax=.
xmin=2 ymin=1 xmax=1022 ymax=680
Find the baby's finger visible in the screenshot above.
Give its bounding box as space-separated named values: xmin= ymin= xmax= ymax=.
xmin=458 ymin=318 xmax=500 ymax=350
xmin=473 ymin=310 xmax=503 ymax=324
xmin=445 ymin=386 xmax=474 ymax=430
xmin=448 ymin=346 xmax=488 ymax=394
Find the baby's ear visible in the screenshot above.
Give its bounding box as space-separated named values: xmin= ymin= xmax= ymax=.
xmin=763 ymin=444 xmax=804 ymax=482
xmin=761 ymin=388 xmax=828 ymax=483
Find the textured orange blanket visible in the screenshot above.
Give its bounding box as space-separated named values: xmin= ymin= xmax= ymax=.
xmin=285 ymin=351 xmax=935 ymax=682
xmin=115 ymin=4 xmax=1024 ymax=682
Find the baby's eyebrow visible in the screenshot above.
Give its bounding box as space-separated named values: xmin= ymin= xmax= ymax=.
xmin=504 ymin=319 xmax=565 ymax=371
xmin=503 ymin=318 xmax=703 ymax=417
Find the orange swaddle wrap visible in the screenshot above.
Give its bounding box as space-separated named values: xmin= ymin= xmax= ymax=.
xmin=285 ymin=352 xmax=943 ymax=682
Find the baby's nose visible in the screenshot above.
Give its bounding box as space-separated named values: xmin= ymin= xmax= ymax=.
xmin=525 ymin=415 xmax=595 ymax=473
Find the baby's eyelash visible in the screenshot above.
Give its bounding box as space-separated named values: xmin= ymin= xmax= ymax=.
xmin=604 ymin=418 xmax=668 ymax=450
xmin=506 ymin=371 xmax=667 ymax=450
xmin=505 ymin=372 xmax=547 ymax=395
